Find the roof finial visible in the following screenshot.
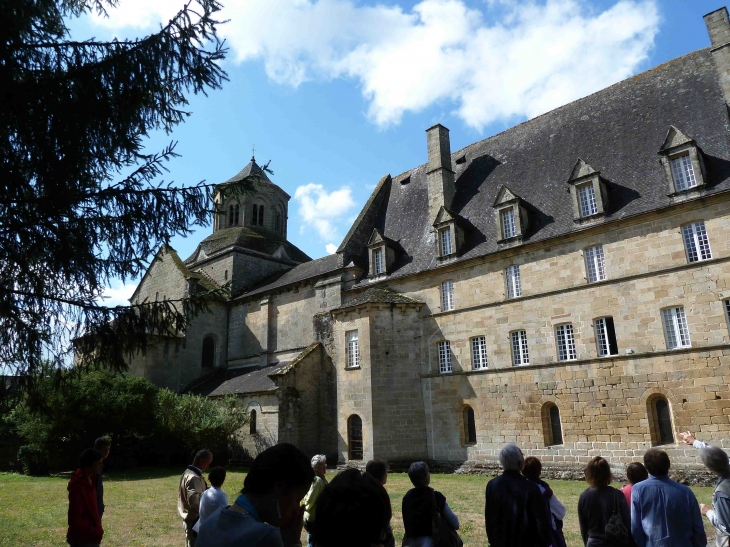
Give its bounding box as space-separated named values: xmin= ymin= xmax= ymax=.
xmin=251 ymin=145 xmax=256 ymax=162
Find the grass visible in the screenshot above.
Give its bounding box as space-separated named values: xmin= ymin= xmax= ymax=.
xmin=0 ymin=469 xmax=717 ymax=546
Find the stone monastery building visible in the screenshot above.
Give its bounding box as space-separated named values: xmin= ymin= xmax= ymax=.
xmin=130 ymin=8 xmax=730 ymax=471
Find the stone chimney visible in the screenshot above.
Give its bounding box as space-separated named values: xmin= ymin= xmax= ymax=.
xmin=426 ymin=124 xmax=455 ymax=222
xmin=705 ymin=7 xmax=730 ymax=105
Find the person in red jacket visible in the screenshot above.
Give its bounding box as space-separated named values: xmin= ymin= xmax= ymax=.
xmin=67 ymin=448 xmax=104 ymax=547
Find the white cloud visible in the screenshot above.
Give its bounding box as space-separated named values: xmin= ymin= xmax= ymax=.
xmin=293 ymin=183 xmax=357 ymax=244
xmin=92 ymin=0 xmax=659 ymax=130
xmin=326 ymin=243 xmax=338 ymax=254
xmin=98 ymin=280 xmax=138 ymax=307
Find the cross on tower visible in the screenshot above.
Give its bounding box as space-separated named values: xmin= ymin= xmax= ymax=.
xmin=251 ymin=145 xmax=256 ymax=162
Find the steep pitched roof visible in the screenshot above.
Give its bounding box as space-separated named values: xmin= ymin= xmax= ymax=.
xmin=336 ymin=288 xmax=424 ymax=310
xmin=190 ymin=362 xmax=288 ymax=396
xmin=221 ymin=158 xmax=290 ymax=198
xmin=237 ymin=253 xmax=342 ymax=299
xmin=349 ymin=48 xmax=730 ymax=287
xmin=186 ymin=226 xmax=311 ymax=265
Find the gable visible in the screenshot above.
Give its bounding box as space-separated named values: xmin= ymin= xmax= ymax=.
xmin=131 ymin=247 xmax=190 ymax=305
xmin=568 ymin=159 xmax=598 ymax=181
xmin=367 ymin=228 xmax=385 ymax=246
xmin=492 ymin=185 xmax=519 ymax=207
xmin=433 ymin=206 xmax=457 ymax=226
xmin=660 ymin=125 xmax=695 ymax=153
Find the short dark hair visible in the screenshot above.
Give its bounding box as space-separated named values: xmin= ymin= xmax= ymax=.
xmin=94 ymin=437 xmax=111 ymax=450
xmin=365 ymin=460 xmax=388 ymax=483
xmin=243 ymin=443 xmax=314 ymax=496
xmin=407 ymin=461 xmax=429 ymax=487
xmin=522 ymin=456 xmax=542 ymax=481
xmin=208 ymin=466 xmax=227 ymax=487
xmin=80 ymin=448 xmax=103 ymax=469
xmin=585 ymin=456 xmax=612 ymax=488
xmin=626 ymin=462 xmax=649 ymax=485
xmin=644 ymin=449 xmax=671 ymax=477
xmin=193 ymin=449 xmax=212 ymax=465
xmin=312 ymin=469 xmax=391 ymax=547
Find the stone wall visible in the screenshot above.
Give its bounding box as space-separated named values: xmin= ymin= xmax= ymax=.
xmin=231 ymin=392 xmax=279 ymax=460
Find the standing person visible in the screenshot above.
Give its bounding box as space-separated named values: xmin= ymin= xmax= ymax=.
xmin=522 ymin=456 xmax=567 ymax=547
xmin=621 ymin=462 xmax=648 ymax=507
xmin=365 ymin=460 xmax=395 ymax=547
xmin=196 ymin=443 xmax=314 ymax=547
xmin=631 ymin=448 xmax=706 ymax=547
xmin=402 ymin=461 xmax=460 ymax=547
xmin=699 ymin=445 xmax=730 ymax=547
xmin=485 ymin=444 xmax=551 ymax=547
xmin=93 ymin=437 xmax=111 ymax=520
xmin=302 ymin=454 xmax=328 ymax=547
xmin=577 ymin=456 xmax=633 ymax=547
xmin=67 ymin=448 xmax=104 ymax=547
xmin=178 ymin=449 xmax=212 ymax=547
xmin=193 ymin=467 xmax=228 ymax=535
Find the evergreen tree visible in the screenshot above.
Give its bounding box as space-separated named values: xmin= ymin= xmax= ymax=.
xmin=1 ymin=0 xmax=256 ymax=396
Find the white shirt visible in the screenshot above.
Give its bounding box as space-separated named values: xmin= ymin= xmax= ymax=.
xmin=193 ymin=487 xmax=229 ymax=533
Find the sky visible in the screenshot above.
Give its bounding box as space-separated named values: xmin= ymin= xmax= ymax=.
xmin=85 ymin=0 xmax=726 ymax=306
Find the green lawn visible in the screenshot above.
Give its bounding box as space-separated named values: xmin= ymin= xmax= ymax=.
xmin=0 ymin=469 xmax=717 ymax=546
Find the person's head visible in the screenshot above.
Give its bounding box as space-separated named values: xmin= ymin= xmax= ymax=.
xmin=626 ymin=462 xmax=649 ymax=485
xmin=312 ymin=468 xmax=392 ymax=547
xmin=365 ymin=459 xmax=389 ymax=485
xmin=499 ymin=443 xmax=524 ymax=472
xmin=311 ymin=454 xmax=327 ymax=479
xmin=701 ymin=445 xmax=730 ymax=477
xmin=584 ymin=456 xmax=612 ymax=488
xmin=522 ymin=456 xmax=542 ymax=481
xmin=208 ymin=466 xmax=227 ymax=488
xmin=242 ymin=443 xmax=315 ymax=527
xmin=408 ymin=461 xmax=430 ymax=488
xmin=80 ymin=448 xmax=104 ymax=476
xmin=643 ymin=449 xmax=671 ymax=477
xmin=94 ymin=437 xmax=111 ymax=460
xmin=193 ymin=449 xmax=213 ymax=471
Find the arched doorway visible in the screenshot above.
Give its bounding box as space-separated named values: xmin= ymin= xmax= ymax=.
xmin=348 ymin=415 xmax=363 ymax=460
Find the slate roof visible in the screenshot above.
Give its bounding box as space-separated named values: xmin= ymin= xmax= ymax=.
xmin=239 ymin=253 xmax=342 ymax=298
xmin=337 ymin=288 xmax=423 ymax=310
xmin=186 ymin=226 xmax=311 ymax=265
xmin=190 ymin=362 xmax=288 ymax=397
xmin=221 ymin=158 xmax=290 ymax=199
xmin=349 ymin=48 xmax=730 ymax=287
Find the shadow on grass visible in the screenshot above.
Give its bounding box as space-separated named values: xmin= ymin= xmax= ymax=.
xmin=101 ymin=466 xmax=251 ymax=482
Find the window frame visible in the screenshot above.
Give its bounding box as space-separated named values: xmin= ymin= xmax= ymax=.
xmin=542 ymin=403 xmax=564 ymax=447
xmin=670 ymin=153 xmax=698 ymax=192
xmin=724 ymin=299 xmax=730 ymax=335
xmin=250 ymin=409 xmax=257 ymax=435
xmin=373 ymin=247 xmax=385 ymax=275
xmin=470 ymin=336 xmax=488 ymax=370
xmin=594 ymin=317 xmax=619 ymax=357
xmin=438 ymin=341 xmax=452 ymax=374
xmin=555 ymin=323 xmax=577 ymax=362
xmin=505 ymin=265 xmax=522 ymax=299
xmin=347 ymin=415 xmax=364 ymax=460
xmin=346 ymin=330 xmax=360 ymax=369
xmin=441 ymin=280 xmax=455 ymax=312
xmin=661 ymin=306 xmax=691 ymax=349
xmin=681 ymin=221 xmax=712 ymax=263
xmin=510 ymin=330 xmax=529 ymax=366
xmin=577 ymin=182 xmax=598 ymax=217
xmin=500 ymin=207 xmax=517 ymax=240
xmin=584 ymin=245 xmax=606 ymax=283
xmin=463 ymin=406 xmax=477 ymax=445
xmin=647 ymin=395 xmax=675 ymax=446
xmin=438 ymin=226 xmax=453 ymax=257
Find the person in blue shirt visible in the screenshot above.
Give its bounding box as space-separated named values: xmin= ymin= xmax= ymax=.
xmin=630 ymin=448 xmax=706 ymax=547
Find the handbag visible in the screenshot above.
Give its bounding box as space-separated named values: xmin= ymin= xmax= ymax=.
xmin=430 ymin=491 xmax=463 ymax=547
xmin=604 ymin=492 xmax=632 ymax=547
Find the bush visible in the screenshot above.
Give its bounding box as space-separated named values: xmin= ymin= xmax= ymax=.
xmin=9 ymin=369 xmax=248 ymax=474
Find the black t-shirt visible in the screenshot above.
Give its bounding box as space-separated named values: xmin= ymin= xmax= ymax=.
xmin=402 ymin=486 xmax=446 ymax=538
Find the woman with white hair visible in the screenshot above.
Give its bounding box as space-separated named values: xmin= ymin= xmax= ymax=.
xmin=301 ymin=454 xmax=328 ymax=547
xmin=700 ymin=445 xmax=730 ymax=547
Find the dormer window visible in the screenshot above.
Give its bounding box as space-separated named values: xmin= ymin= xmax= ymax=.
xmin=567 ymin=159 xmax=607 ymax=223
xmin=493 ymin=185 xmax=527 ymax=243
xmin=373 ymin=247 xmax=384 ymax=275
xmin=367 ymin=228 xmax=399 ymax=276
xmin=659 ymin=126 xmax=706 ymax=196
xmin=439 ymin=227 xmax=453 ymax=256
xmin=432 ymin=206 xmax=463 ymax=259
xmin=500 ymin=208 xmax=516 ymax=239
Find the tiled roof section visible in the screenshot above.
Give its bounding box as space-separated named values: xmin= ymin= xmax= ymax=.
xmin=222 ymin=158 xmax=291 ymax=198
xmin=269 ymin=342 xmax=321 ymax=376
xmin=238 ymin=253 xmax=342 ymax=299
xmin=352 ymin=48 xmax=730 ymax=287
xmin=166 ymin=246 xmax=221 ymax=292
xmin=337 ymin=288 xmax=423 ymax=310
xmin=188 ymin=226 xmax=311 ymax=265
xmin=191 ymin=362 xmax=288 ymax=396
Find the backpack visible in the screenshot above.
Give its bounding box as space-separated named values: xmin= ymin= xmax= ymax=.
xmin=430 ymin=491 xmax=463 ymax=547
xmin=604 ymin=491 xmax=633 ymax=547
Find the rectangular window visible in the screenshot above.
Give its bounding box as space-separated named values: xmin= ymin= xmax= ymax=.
xmin=441 ymin=280 xmax=454 ymax=311
xmin=511 ymin=331 xmax=529 ymax=366
xmin=471 ymin=336 xmax=488 ymax=370
xmin=594 ymin=317 xmax=619 ymax=357
xmin=578 ymin=183 xmax=598 ymax=217
xmin=662 ymin=307 xmax=691 ymax=349
xmin=584 ymin=245 xmax=606 ymax=283
xmin=670 ymin=154 xmax=697 ymax=192
xmin=439 ymin=227 xmax=453 ymax=256
xmin=373 ymin=248 xmax=384 ymax=274
xmin=555 ymin=324 xmax=577 ymax=362
xmin=501 ymin=208 xmax=517 ymax=239
xmin=682 ymin=221 xmax=712 ymax=263
xmin=346 ymin=330 xmax=360 ymax=368
xmin=505 ymin=265 xmax=522 ymax=299
xmin=724 ymin=299 xmax=730 ymax=334
xmin=438 ymin=341 xmax=452 ymax=374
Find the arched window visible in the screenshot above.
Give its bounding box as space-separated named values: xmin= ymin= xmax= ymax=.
xmin=258 ymin=205 xmax=265 ymax=226
xmin=648 ymin=395 xmax=674 ymax=445
xmin=463 ymin=406 xmax=476 ymax=444
xmin=233 ymin=205 xmax=240 ymax=226
xmin=252 ymin=204 xmax=258 ymax=225
xmin=542 ymin=403 xmax=563 ymax=446
xmin=201 ymin=336 xmax=215 ymax=370
xmin=275 ymin=212 xmax=282 ymax=233
xmin=348 ymin=415 xmax=363 ymax=460
xmin=250 ymin=410 xmax=257 ymax=435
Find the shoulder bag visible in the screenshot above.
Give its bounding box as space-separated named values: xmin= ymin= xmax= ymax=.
xmin=604 ymin=491 xmax=632 ymax=547
xmin=430 ymin=491 xmax=463 ymax=547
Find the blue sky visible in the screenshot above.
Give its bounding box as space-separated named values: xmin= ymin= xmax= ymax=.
xmin=82 ymin=0 xmax=725 ymax=304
